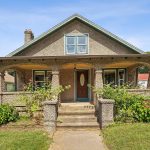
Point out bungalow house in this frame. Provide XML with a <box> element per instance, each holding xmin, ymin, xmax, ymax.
<box><xmin>0</xmin><ymin>14</ymin><xmax>150</xmax><ymax>105</ymax></box>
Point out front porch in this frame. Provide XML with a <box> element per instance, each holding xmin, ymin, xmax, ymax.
<box><xmin>1</xmin><ymin>55</ymin><xmax>150</xmax><ymax>105</ymax></box>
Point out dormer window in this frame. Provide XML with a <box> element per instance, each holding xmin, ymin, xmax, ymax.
<box><xmin>65</xmin><ymin>34</ymin><xmax>88</xmax><ymax>54</ymax></box>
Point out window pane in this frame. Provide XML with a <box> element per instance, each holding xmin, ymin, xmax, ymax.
<box><xmin>67</xmin><ymin>45</ymin><xmax>76</xmax><ymax>53</ymax></box>
<box><xmin>104</xmin><ymin>70</ymin><xmax>116</xmax><ymax>86</ymax></box>
<box><xmin>34</xmin><ymin>71</ymin><xmax>45</xmax><ymax>81</ymax></box>
<box><xmin>67</xmin><ymin>36</ymin><xmax>76</xmax><ymax>45</ymax></box>
<box><xmin>5</xmin><ymin>70</ymin><xmax>16</xmax><ymax>92</ymax></box>
<box><xmin>78</xmin><ymin>36</ymin><xmax>86</xmax><ymax>44</ymax></box>
<box><xmin>78</xmin><ymin>45</ymin><xmax>87</xmax><ymax>53</ymax></box>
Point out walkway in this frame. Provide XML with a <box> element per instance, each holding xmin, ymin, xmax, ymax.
<box><xmin>49</xmin><ymin>129</ymin><xmax>106</xmax><ymax>150</ymax></box>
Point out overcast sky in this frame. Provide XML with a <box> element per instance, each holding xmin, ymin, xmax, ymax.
<box><xmin>0</xmin><ymin>0</ymin><xmax>150</xmax><ymax>56</ymax></box>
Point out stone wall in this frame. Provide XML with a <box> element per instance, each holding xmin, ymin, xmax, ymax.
<box><xmin>0</xmin><ymin>91</ymin><xmax>32</xmax><ymax>105</ymax></box>
<box><xmin>127</xmin><ymin>89</ymin><xmax>150</xmax><ymax>96</ymax></box>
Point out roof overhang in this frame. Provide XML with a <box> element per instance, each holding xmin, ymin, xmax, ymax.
<box><xmin>0</xmin><ymin>54</ymin><xmax>150</xmax><ymax>61</ymax></box>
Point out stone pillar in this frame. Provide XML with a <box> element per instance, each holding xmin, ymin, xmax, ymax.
<box><xmin>51</xmin><ymin>67</ymin><xmax>60</xmax><ymax>101</ymax></box>
<box><xmin>42</xmin><ymin>100</ymin><xmax>58</xmax><ymax>134</ymax></box>
<box><xmin>94</xmin><ymin>68</ymin><xmax>103</xmax><ymax>112</ymax></box>
<box><xmin>95</xmin><ymin>68</ymin><xmax>103</xmax><ymax>89</ymax></box>
<box><xmin>98</xmin><ymin>99</ymin><xmax>115</xmax><ymax>129</ymax></box>
<box><xmin>0</xmin><ymin>72</ymin><xmax>5</xmax><ymax>93</ymax></box>
<box><xmin>0</xmin><ymin>72</ymin><xmax>5</xmax><ymax>104</ymax></box>
<box><xmin>16</xmin><ymin>71</ymin><xmax>24</xmax><ymax>91</ymax></box>
<box><xmin>51</xmin><ymin>70</ymin><xmax>60</xmax><ymax>88</ymax></box>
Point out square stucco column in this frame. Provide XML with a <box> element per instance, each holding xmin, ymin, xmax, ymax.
<box><xmin>0</xmin><ymin>72</ymin><xmax>5</xmax><ymax>93</ymax></box>
<box><xmin>0</xmin><ymin>72</ymin><xmax>5</xmax><ymax>104</ymax></box>
<box><xmin>94</xmin><ymin>68</ymin><xmax>103</xmax><ymax>112</ymax></box>
<box><xmin>51</xmin><ymin>67</ymin><xmax>60</xmax><ymax>102</ymax></box>
<box><xmin>42</xmin><ymin>100</ymin><xmax>58</xmax><ymax>134</ymax></box>
<box><xmin>95</xmin><ymin>69</ymin><xmax>103</xmax><ymax>89</ymax></box>
<box><xmin>98</xmin><ymin>99</ymin><xmax>115</xmax><ymax>129</ymax></box>
<box><xmin>51</xmin><ymin>69</ymin><xmax>60</xmax><ymax>88</ymax></box>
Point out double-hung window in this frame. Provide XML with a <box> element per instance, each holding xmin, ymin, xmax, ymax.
<box><xmin>65</xmin><ymin>34</ymin><xmax>88</xmax><ymax>54</ymax></box>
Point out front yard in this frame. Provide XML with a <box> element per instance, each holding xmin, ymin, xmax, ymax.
<box><xmin>102</xmin><ymin>123</ymin><xmax>150</xmax><ymax>150</ymax></box>
<box><xmin>0</xmin><ymin>119</ymin><xmax>52</xmax><ymax>150</ymax></box>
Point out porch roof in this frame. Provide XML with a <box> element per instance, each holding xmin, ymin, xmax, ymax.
<box><xmin>0</xmin><ymin>54</ymin><xmax>150</xmax><ymax>61</ymax></box>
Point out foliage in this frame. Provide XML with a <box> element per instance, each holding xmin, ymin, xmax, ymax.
<box><xmin>19</xmin><ymin>83</ymin><xmax>70</xmax><ymax>117</ymax></box>
<box><xmin>94</xmin><ymin>85</ymin><xmax>150</xmax><ymax>122</ymax></box>
<box><xmin>0</xmin><ymin>104</ymin><xmax>19</xmax><ymax>125</ymax></box>
<box><xmin>102</xmin><ymin>123</ymin><xmax>150</xmax><ymax>150</ymax></box>
<box><xmin>138</xmin><ymin>66</ymin><xmax>149</xmax><ymax>73</ymax></box>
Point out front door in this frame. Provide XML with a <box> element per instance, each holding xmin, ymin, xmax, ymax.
<box><xmin>76</xmin><ymin>70</ymin><xmax>89</xmax><ymax>102</ymax></box>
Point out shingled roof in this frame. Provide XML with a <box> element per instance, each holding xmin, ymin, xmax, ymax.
<box><xmin>7</xmin><ymin>14</ymin><xmax>144</xmax><ymax>56</ymax></box>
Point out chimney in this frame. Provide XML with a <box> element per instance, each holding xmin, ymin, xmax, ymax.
<box><xmin>24</xmin><ymin>29</ymin><xmax>34</xmax><ymax>44</ymax></box>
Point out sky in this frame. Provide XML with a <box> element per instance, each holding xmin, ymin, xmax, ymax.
<box><xmin>0</xmin><ymin>0</ymin><xmax>150</xmax><ymax>56</ymax></box>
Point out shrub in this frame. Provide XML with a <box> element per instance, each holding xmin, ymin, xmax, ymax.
<box><xmin>19</xmin><ymin>83</ymin><xmax>70</xmax><ymax>118</ymax></box>
<box><xmin>0</xmin><ymin>104</ymin><xmax>19</xmax><ymax>125</ymax></box>
<box><xmin>94</xmin><ymin>85</ymin><xmax>150</xmax><ymax>122</ymax></box>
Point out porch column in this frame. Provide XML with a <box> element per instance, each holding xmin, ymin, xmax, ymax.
<box><xmin>95</xmin><ymin>68</ymin><xmax>103</xmax><ymax>89</ymax></box>
<box><xmin>0</xmin><ymin>72</ymin><xmax>5</xmax><ymax>104</ymax></box>
<box><xmin>94</xmin><ymin>68</ymin><xmax>103</xmax><ymax>111</ymax></box>
<box><xmin>51</xmin><ymin>68</ymin><xmax>60</xmax><ymax>88</ymax></box>
<box><xmin>0</xmin><ymin>72</ymin><xmax>5</xmax><ymax>93</ymax></box>
<box><xmin>51</xmin><ymin>66</ymin><xmax>60</xmax><ymax>101</ymax></box>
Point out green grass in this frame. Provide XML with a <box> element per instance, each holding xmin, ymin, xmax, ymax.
<box><xmin>0</xmin><ymin>130</ymin><xmax>52</xmax><ymax>150</ymax></box>
<box><xmin>102</xmin><ymin>123</ymin><xmax>150</xmax><ymax>150</ymax></box>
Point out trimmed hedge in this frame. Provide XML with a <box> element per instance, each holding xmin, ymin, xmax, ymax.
<box><xmin>0</xmin><ymin>104</ymin><xmax>19</xmax><ymax>125</ymax></box>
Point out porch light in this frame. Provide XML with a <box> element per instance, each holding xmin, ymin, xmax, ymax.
<box><xmin>74</xmin><ymin>64</ymin><xmax>77</xmax><ymax>70</ymax></box>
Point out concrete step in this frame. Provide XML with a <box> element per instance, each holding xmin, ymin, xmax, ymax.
<box><xmin>58</xmin><ymin>115</ymin><xmax>97</xmax><ymax>123</ymax></box>
<box><xmin>57</xmin><ymin>122</ymin><xmax>99</xmax><ymax>128</ymax></box>
<box><xmin>59</xmin><ymin>103</ymin><xmax>95</xmax><ymax>111</ymax></box>
<box><xmin>58</xmin><ymin>110</ymin><xmax>95</xmax><ymax>115</ymax></box>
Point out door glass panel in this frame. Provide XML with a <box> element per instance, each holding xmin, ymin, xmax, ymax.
<box><xmin>80</xmin><ymin>73</ymin><xmax>85</xmax><ymax>86</ymax></box>
<box><xmin>104</xmin><ymin>70</ymin><xmax>116</xmax><ymax>86</ymax></box>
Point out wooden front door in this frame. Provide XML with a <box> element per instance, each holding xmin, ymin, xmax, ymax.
<box><xmin>76</xmin><ymin>70</ymin><xmax>89</xmax><ymax>102</ymax></box>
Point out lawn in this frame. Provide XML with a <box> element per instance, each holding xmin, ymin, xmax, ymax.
<box><xmin>0</xmin><ymin>129</ymin><xmax>52</xmax><ymax>150</ymax></box>
<box><xmin>102</xmin><ymin>123</ymin><xmax>150</xmax><ymax>150</ymax></box>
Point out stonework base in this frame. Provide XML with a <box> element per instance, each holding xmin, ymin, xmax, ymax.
<box><xmin>98</xmin><ymin>98</ymin><xmax>115</xmax><ymax>129</ymax></box>
<box><xmin>42</xmin><ymin>100</ymin><xmax>58</xmax><ymax>134</ymax></box>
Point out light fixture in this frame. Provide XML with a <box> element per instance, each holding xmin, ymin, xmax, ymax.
<box><xmin>74</xmin><ymin>64</ymin><xmax>76</xmax><ymax>70</ymax></box>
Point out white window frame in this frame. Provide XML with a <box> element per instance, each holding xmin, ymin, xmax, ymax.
<box><xmin>118</xmin><ymin>69</ymin><xmax>125</xmax><ymax>86</ymax></box>
<box><xmin>103</xmin><ymin>69</ymin><xmax>117</xmax><ymax>85</ymax></box>
<box><xmin>65</xmin><ymin>33</ymin><xmax>89</xmax><ymax>55</ymax></box>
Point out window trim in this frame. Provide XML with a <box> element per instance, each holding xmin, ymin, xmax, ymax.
<box><xmin>64</xmin><ymin>33</ymin><xmax>89</xmax><ymax>55</ymax></box>
<box><xmin>102</xmin><ymin>68</ymin><xmax>126</xmax><ymax>86</ymax></box>
<box><xmin>32</xmin><ymin>70</ymin><xmax>52</xmax><ymax>89</ymax></box>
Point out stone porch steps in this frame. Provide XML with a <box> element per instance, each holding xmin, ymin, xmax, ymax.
<box><xmin>57</xmin><ymin>122</ymin><xmax>99</xmax><ymax>128</ymax></box>
<box><xmin>57</xmin><ymin>103</ymin><xmax>99</xmax><ymax>129</ymax></box>
<box><xmin>58</xmin><ymin>115</ymin><xmax>97</xmax><ymax>122</ymax></box>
